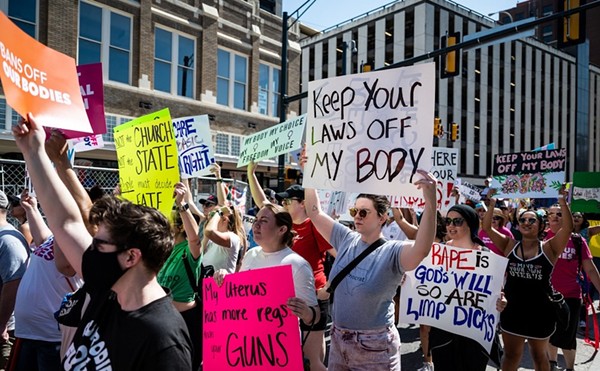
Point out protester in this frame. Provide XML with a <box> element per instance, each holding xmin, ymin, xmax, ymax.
<box><xmin>546</xmin><ymin>205</ymin><xmax>600</xmax><ymax>371</ymax></box>
<box><xmin>202</xmin><ymin>202</ymin><xmax>246</xmax><ymax>273</ymax></box>
<box><xmin>0</xmin><ymin>191</ymin><xmax>29</xmax><ymax>371</ymax></box>
<box><xmin>478</xmin><ymin>207</ymin><xmax>514</xmax><ymax>256</ymax></box>
<box><xmin>303</xmin><ymin>169</ymin><xmax>438</xmax><ymax>370</ymax></box>
<box><xmin>482</xmin><ymin>194</ymin><xmax>572</xmax><ymax>371</ymax></box>
<box><xmin>13</xmin><ymin>113</ymin><xmax>192</xmax><ymax>370</ymax></box>
<box><xmin>574</xmin><ymin>212</ymin><xmax>600</xmax><ymax>304</ymax></box>
<box><xmin>13</xmin><ymin>190</ymin><xmax>83</xmax><ymax>371</ymax></box>
<box><xmin>247</xmin><ymin>161</ymin><xmax>333</xmax><ymax>371</ymax></box>
<box><xmin>7</xmin><ymin>195</ymin><xmax>32</xmax><ymax>246</ymax></box>
<box><xmin>157</xmin><ymin>181</ymin><xmax>202</xmax><ymax>371</ymax></box>
<box><xmin>213</xmin><ymin>203</ymin><xmax>320</xmax><ymax>358</ymax></box>
<box><xmin>429</xmin><ymin>204</ymin><xmax>506</xmax><ymax>370</ymax></box>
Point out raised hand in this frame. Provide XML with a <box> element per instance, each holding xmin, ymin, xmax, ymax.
<box><xmin>12</xmin><ymin>113</ymin><xmax>46</xmax><ymax>156</ymax></box>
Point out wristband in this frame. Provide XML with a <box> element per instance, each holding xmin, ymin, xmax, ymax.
<box><xmin>178</xmin><ymin>203</ymin><xmax>189</xmax><ymax>212</ymax></box>
<box><xmin>215</xmin><ymin>178</ymin><xmax>223</xmax><ymax>182</ymax></box>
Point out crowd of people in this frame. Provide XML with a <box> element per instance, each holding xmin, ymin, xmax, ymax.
<box><xmin>0</xmin><ymin>112</ymin><xmax>598</xmax><ymax>371</ymax></box>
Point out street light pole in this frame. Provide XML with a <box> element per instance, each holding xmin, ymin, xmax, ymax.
<box><xmin>277</xmin><ymin>11</ymin><xmax>289</xmax><ymax>192</ymax></box>
<box><xmin>488</xmin><ymin>10</ymin><xmax>514</xmax><ymax>24</ymax></box>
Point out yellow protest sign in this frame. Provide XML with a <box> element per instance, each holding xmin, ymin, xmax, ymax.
<box><xmin>114</xmin><ymin>108</ymin><xmax>179</xmax><ymax>217</ymax></box>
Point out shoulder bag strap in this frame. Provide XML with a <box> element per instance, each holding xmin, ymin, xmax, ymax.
<box><xmin>572</xmin><ymin>233</ymin><xmax>583</xmax><ymax>274</ymax></box>
<box><xmin>181</xmin><ymin>252</ymin><xmax>200</xmax><ymax>295</ymax></box>
<box><xmin>326</xmin><ymin>238</ymin><xmax>386</xmax><ymax>299</ymax></box>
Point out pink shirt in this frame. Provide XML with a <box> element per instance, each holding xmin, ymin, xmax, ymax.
<box><xmin>546</xmin><ymin>229</ymin><xmax>592</xmax><ymax>299</ymax></box>
<box><xmin>479</xmin><ymin>226</ymin><xmax>514</xmax><ymax>256</ymax></box>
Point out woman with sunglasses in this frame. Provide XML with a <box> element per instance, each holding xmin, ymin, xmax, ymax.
<box><xmin>482</xmin><ymin>195</ymin><xmax>573</xmax><ymax>371</ymax></box>
<box><xmin>202</xmin><ymin>202</ymin><xmax>247</xmax><ymax>274</ymax></box>
<box><xmin>427</xmin><ymin>204</ymin><xmax>506</xmax><ymax>371</ymax></box>
<box><xmin>303</xmin><ymin>169</ymin><xmax>438</xmax><ymax>370</ymax></box>
<box><xmin>545</xmin><ymin>205</ymin><xmax>600</xmax><ymax>371</ymax></box>
<box><xmin>478</xmin><ymin>207</ymin><xmax>514</xmax><ymax>256</ymax></box>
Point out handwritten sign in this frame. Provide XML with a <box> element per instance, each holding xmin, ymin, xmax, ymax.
<box><xmin>304</xmin><ymin>63</ymin><xmax>435</xmax><ymax>197</ymax></box>
<box><xmin>0</xmin><ymin>12</ymin><xmax>92</xmax><ymax>133</ymax></box>
<box><xmin>571</xmin><ymin>172</ymin><xmax>600</xmax><ymax>212</ymax></box>
<box><xmin>399</xmin><ymin>243</ymin><xmax>508</xmax><ymax>352</ymax></box>
<box><xmin>492</xmin><ymin>149</ymin><xmax>566</xmax><ymax>198</ymax></box>
<box><xmin>203</xmin><ymin>265</ymin><xmax>303</xmax><ymax>371</ymax></box>
<box><xmin>114</xmin><ymin>108</ymin><xmax>179</xmax><ymax>217</ymax></box>
<box><xmin>172</xmin><ymin>115</ymin><xmax>215</xmax><ymax>178</ymax></box>
<box><xmin>457</xmin><ymin>181</ymin><xmax>482</xmax><ymax>203</ymax></box>
<box><xmin>237</xmin><ymin>115</ymin><xmax>306</xmax><ymax>167</ymax></box>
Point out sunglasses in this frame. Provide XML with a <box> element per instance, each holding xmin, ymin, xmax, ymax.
<box><xmin>548</xmin><ymin>212</ymin><xmax>562</xmax><ymax>217</ymax></box>
<box><xmin>283</xmin><ymin>198</ymin><xmax>302</xmax><ymax>205</ymax></box>
<box><xmin>518</xmin><ymin>217</ymin><xmax>537</xmax><ymax>225</ymax></box>
<box><xmin>492</xmin><ymin>216</ymin><xmax>503</xmax><ymax>221</ymax></box>
<box><xmin>349</xmin><ymin>208</ymin><xmax>372</xmax><ymax>218</ymax></box>
<box><xmin>444</xmin><ymin>217</ymin><xmax>465</xmax><ymax>227</ymax></box>
<box><xmin>573</xmin><ymin>214</ymin><xmax>583</xmax><ymax>219</ymax></box>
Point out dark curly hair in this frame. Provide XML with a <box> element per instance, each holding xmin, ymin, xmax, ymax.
<box><xmin>89</xmin><ymin>196</ymin><xmax>174</xmax><ymax>273</ymax></box>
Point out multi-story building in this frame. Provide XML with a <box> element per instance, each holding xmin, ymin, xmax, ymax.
<box><xmin>0</xmin><ymin>0</ymin><xmax>300</xmax><ymax>187</ymax></box>
<box><xmin>298</xmin><ymin>0</ymin><xmax>600</xmax><ymax>184</ymax></box>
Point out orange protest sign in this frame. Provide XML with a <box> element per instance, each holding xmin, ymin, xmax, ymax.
<box><xmin>0</xmin><ymin>12</ymin><xmax>92</xmax><ymax>134</ymax></box>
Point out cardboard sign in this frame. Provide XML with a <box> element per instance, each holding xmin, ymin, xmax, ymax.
<box><xmin>114</xmin><ymin>108</ymin><xmax>179</xmax><ymax>217</ymax></box>
<box><xmin>173</xmin><ymin>115</ymin><xmax>215</xmax><ymax>178</ymax></box>
<box><xmin>68</xmin><ymin>134</ymin><xmax>104</xmax><ymax>153</ymax></box>
<box><xmin>492</xmin><ymin>149</ymin><xmax>566</xmax><ymax>198</ymax></box>
<box><xmin>571</xmin><ymin>172</ymin><xmax>600</xmax><ymax>212</ymax></box>
<box><xmin>399</xmin><ymin>243</ymin><xmax>508</xmax><ymax>352</ymax></box>
<box><xmin>458</xmin><ymin>181</ymin><xmax>482</xmax><ymax>202</ymax></box>
<box><xmin>203</xmin><ymin>265</ymin><xmax>303</xmax><ymax>371</ymax></box>
<box><xmin>0</xmin><ymin>12</ymin><xmax>92</xmax><ymax>133</ymax></box>
<box><xmin>304</xmin><ymin>63</ymin><xmax>435</xmax><ymax>197</ymax></box>
<box><xmin>237</xmin><ymin>115</ymin><xmax>306</xmax><ymax>167</ymax></box>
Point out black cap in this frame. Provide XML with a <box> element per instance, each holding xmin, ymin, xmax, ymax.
<box><xmin>7</xmin><ymin>195</ymin><xmax>21</xmax><ymax>207</ymax></box>
<box><xmin>276</xmin><ymin>184</ymin><xmax>304</xmax><ymax>201</ymax></box>
<box><xmin>264</xmin><ymin>188</ymin><xmax>277</xmax><ymax>201</ymax></box>
<box><xmin>199</xmin><ymin>194</ymin><xmax>218</xmax><ymax>206</ymax></box>
<box><xmin>448</xmin><ymin>204</ymin><xmax>486</xmax><ymax>246</ymax></box>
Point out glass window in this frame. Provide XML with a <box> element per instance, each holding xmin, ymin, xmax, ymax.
<box><xmin>78</xmin><ymin>2</ymin><xmax>132</xmax><ymax>84</ymax></box>
<box><xmin>258</xmin><ymin>63</ymin><xmax>281</xmax><ymax>116</ymax></box>
<box><xmin>215</xmin><ymin>133</ymin><xmax>229</xmax><ymax>155</ymax></box>
<box><xmin>154</xmin><ymin>28</ymin><xmax>172</xmax><ymax>93</ymax></box>
<box><xmin>7</xmin><ymin>0</ymin><xmax>37</xmax><ymax>37</ymax></box>
<box><xmin>153</xmin><ymin>27</ymin><xmax>195</xmax><ymax>98</ymax></box>
<box><xmin>231</xmin><ymin>136</ymin><xmax>241</xmax><ymax>156</ymax></box>
<box><xmin>217</xmin><ymin>49</ymin><xmax>247</xmax><ymax>110</ymax></box>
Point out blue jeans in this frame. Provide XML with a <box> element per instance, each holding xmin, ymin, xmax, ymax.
<box><xmin>328</xmin><ymin>325</ymin><xmax>401</xmax><ymax>371</ymax></box>
<box><xmin>15</xmin><ymin>338</ymin><xmax>61</xmax><ymax>371</ymax></box>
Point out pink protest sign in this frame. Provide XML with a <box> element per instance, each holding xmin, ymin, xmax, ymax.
<box><xmin>53</xmin><ymin>63</ymin><xmax>106</xmax><ymax>139</ymax></box>
<box><xmin>203</xmin><ymin>265</ymin><xmax>303</xmax><ymax>371</ymax></box>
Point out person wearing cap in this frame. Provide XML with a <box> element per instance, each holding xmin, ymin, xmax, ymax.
<box><xmin>247</xmin><ymin>162</ymin><xmax>333</xmax><ymax>371</ymax></box>
<box><xmin>482</xmin><ymin>193</ymin><xmax>572</xmax><ymax>371</ymax></box>
<box><xmin>428</xmin><ymin>204</ymin><xmax>506</xmax><ymax>370</ymax></box>
<box><xmin>0</xmin><ymin>190</ymin><xmax>29</xmax><ymax>370</ymax></box>
<box><xmin>478</xmin><ymin>207</ymin><xmax>514</xmax><ymax>256</ymax></box>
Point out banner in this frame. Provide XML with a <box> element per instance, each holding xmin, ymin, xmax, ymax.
<box><xmin>203</xmin><ymin>265</ymin><xmax>303</xmax><ymax>371</ymax></box>
<box><xmin>492</xmin><ymin>149</ymin><xmax>566</xmax><ymax>198</ymax></box>
<box><xmin>571</xmin><ymin>172</ymin><xmax>600</xmax><ymax>212</ymax></box>
<box><xmin>399</xmin><ymin>243</ymin><xmax>508</xmax><ymax>352</ymax></box>
<box><xmin>304</xmin><ymin>63</ymin><xmax>435</xmax><ymax>197</ymax></box>
<box><xmin>0</xmin><ymin>12</ymin><xmax>92</xmax><ymax>133</ymax></box>
<box><xmin>173</xmin><ymin>115</ymin><xmax>215</xmax><ymax>178</ymax></box>
<box><xmin>237</xmin><ymin>115</ymin><xmax>306</xmax><ymax>167</ymax></box>
<box><xmin>114</xmin><ymin>108</ymin><xmax>179</xmax><ymax>217</ymax></box>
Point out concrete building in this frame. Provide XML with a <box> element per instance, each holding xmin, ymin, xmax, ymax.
<box><xmin>298</xmin><ymin>0</ymin><xmax>600</xmax><ymax>184</ymax></box>
<box><xmin>0</xmin><ymin>0</ymin><xmax>299</xmax><ymax>186</ymax></box>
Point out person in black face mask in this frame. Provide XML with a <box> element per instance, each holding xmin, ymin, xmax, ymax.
<box><xmin>12</xmin><ymin>113</ymin><xmax>192</xmax><ymax>371</ymax></box>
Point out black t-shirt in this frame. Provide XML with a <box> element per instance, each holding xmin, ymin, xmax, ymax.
<box><xmin>62</xmin><ymin>290</ymin><xmax>192</xmax><ymax>371</ymax></box>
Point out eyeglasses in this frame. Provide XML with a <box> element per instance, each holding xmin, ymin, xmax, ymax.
<box><xmin>548</xmin><ymin>212</ymin><xmax>562</xmax><ymax>217</ymax></box>
<box><xmin>492</xmin><ymin>216</ymin><xmax>503</xmax><ymax>221</ymax></box>
<box><xmin>349</xmin><ymin>208</ymin><xmax>372</xmax><ymax>218</ymax></box>
<box><xmin>518</xmin><ymin>217</ymin><xmax>537</xmax><ymax>225</ymax></box>
<box><xmin>283</xmin><ymin>198</ymin><xmax>301</xmax><ymax>205</ymax></box>
<box><xmin>444</xmin><ymin>217</ymin><xmax>465</xmax><ymax>227</ymax></box>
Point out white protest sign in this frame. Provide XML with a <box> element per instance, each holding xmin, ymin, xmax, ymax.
<box><xmin>304</xmin><ymin>63</ymin><xmax>435</xmax><ymax>197</ymax></box>
<box><xmin>237</xmin><ymin>115</ymin><xmax>307</xmax><ymax>167</ymax></box>
<box><xmin>68</xmin><ymin>134</ymin><xmax>104</xmax><ymax>153</ymax></box>
<box><xmin>400</xmin><ymin>243</ymin><xmax>508</xmax><ymax>352</ymax></box>
<box><xmin>172</xmin><ymin>115</ymin><xmax>215</xmax><ymax>179</ymax></box>
<box><xmin>459</xmin><ymin>182</ymin><xmax>482</xmax><ymax>202</ymax></box>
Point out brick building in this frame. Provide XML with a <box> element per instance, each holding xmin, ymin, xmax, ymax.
<box><xmin>0</xmin><ymin>0</ymin><xmax>300</xmax><ymax>186</ymax></box>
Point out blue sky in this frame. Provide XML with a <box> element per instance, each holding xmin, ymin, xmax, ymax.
<box><xmin>283</xmin><ymin>0</ymin><xmax>519</xmax><ymax>30</ymax></box>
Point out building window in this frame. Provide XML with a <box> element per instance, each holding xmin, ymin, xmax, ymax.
<box><xmin>258</xmin><ymin>63</ymin><xmax>280</xmax><ymax>116</ymax></box>
<box><xmin>0</xmin><ymin>96</ymin><xmax>21</xmax><ymax>130</ymax></box>
<box><xmin>217</xmin><ymin>49</ymin><xmax>247</xmax><ymax>110</ymax></box>
<box><xmin>3</xmin><ymin>0</ymin><xmax>37</xmax><ymax>37</ymax></box>
<box><xmin>215</xmin><ymin>133</ymin><xmax>230</xmax><ymax>155</ymax></box>
<box><xmin>154</xmin><ymin>27</ymin><xmax>195</xmax><ymax>98</ymax></box>
<box><xmin>214</xmin><ymin>132</ymin><xmax>244</xmax><ymax>156</ymax></box>
<box><xmin>104</xmin><ymin>114</ymin><xmax>133</xmax><ymax>143</ymax></box>
<box><xmin>542</xmin><ymin>25</ymin><xmax>553</xmax><ymax>43</ymax></box>
<box><xmin>542</xmin><ymin>5</ymin><xmax>553</xmax><ymax>16</ymax></box>
<box><xmin>231</xmin><ymin>136</ymin><xmax>241</xmax><ymax>156</ymax></box>
<box><xmin>78</xmin><ymin>1</ymin><xmax>132</xmax><ymax>84</ymax></box>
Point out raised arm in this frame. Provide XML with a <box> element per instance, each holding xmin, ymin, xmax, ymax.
<box><xmin>392</xmin><ymin>207</ymin><xmax>418</xmax><ymax>240</ymax></box>
<box><xmin>211</xmin><ymin>163</ymin><xmax>227</xmax><ymax>206</ymax></box>
<box><xmin>19</xmin><ymin>190</ymin><xmax>51</xmax><ymax>246</ymax></box>
<box><xmin>204</xmin><ymin>207</ymin><xmax>234</xmax><ymax>247</ymax></box>
<box><xmin>482</xmin><ymin>197</ymin><xmax>513</xmax><ymax>256</ymax></box>
<box><xmin>181</xmin><ymin>178</ymin><xmax>205</xmax><ymax>221</ymax></box>
<box><xmin>247</xmin><ymin>161</ymin><xmax>268</xmax><ymax>207</ymax></box>
<box><xmin>174</xmin><ymin>182</ymin><xmax>201</xmax><ymax>259</ymax></box>
<box><xmin>545</xmin><ymin>196</ymin><xmax>573</xmax><ymax>260</ymax></box>
<box><xmin>304</xmin><ymin>187</ymin><xmax>336</xmax><ymax>244</ymax></box>
<box><xmin>400</xmin><ymin>170</ymin><xmax>438</xmax><ymax>271</ymax></box>
<box><xmin>13</xmin><ymin>114</ymin><xmax>92</xmax><ymax>277</ymax></box>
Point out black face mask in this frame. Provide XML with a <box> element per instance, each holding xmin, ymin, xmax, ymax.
<box><xmin>82</xmin><ymin>246</ymin><xmax>127</xmax><ymax>292</ymax></box>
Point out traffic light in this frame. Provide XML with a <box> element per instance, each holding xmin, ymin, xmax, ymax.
<box><xmin>441</xmin><ymin>32</ymin><xmax>460</xmax><ymax>78</ymax></box>
<box><xmin>450</xmin><ymin>123</ymin><xmax>459</xmax><ymax>141</ymax></box>
<box><xmin>285</xmin><ymin>168</ymin><xmax>299</xmax><ymax>180</ymax></box>
<box><xmin>434</xmin><ymin>117</ymin><xmax>443</xmax><ymax>137</ymax></box>
<box><xmin>558</xmin><ymin>0</ymin><xmax>586</xmax><ymax>48</ymax></box>
<box><xmin>361</xmin><ymin>61</ymin><xmax>373</xmax><ymax>72</ymax></box>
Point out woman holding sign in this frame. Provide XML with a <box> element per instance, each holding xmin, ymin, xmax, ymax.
<box><xmin>428</xmin><ymin>204</ymin><xmax>506</xmax><ymax>371</ymax></box>
<box><xmin>482</xmin><ymin>194</ymin><xmax>572</xmax><ymax>371</ymax></box>
<box><xmin>303</xmin><ymin>169</ymin><xmax>438</xmax><ymax>371</ymax></box>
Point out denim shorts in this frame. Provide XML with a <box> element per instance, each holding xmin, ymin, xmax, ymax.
<box><xmin>328</xmin><ymin>324</ymin><xmax>401</xmax><ymax>371</ymax></box>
